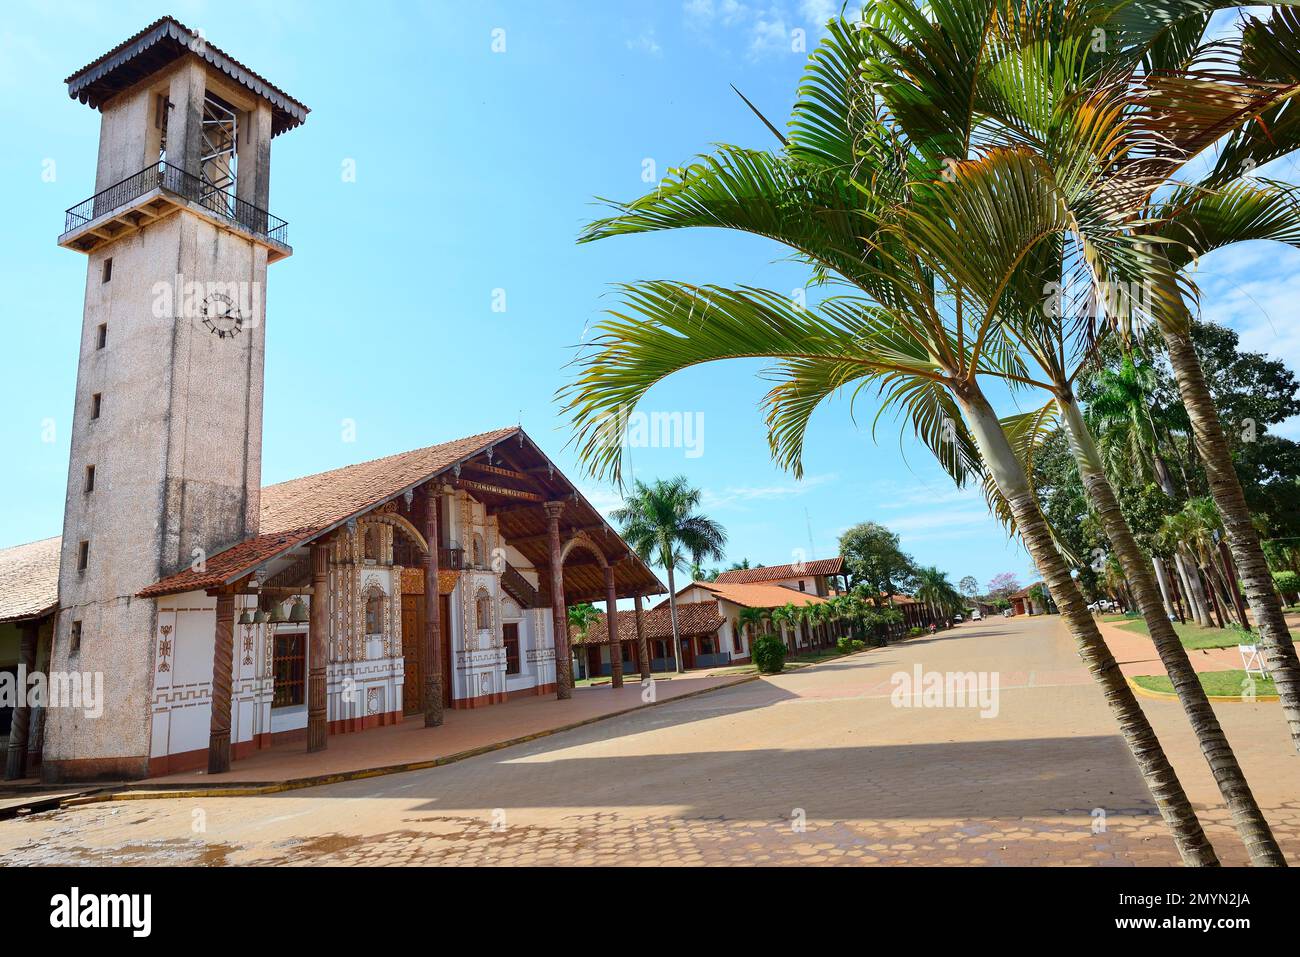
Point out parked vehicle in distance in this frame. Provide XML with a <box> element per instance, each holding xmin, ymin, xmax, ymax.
<box><xmin>953</xmin><ymin>614</ymin><xmax>963</xmax><ymax>623</ymax></box>
<box><xmin>971</xmin><ymin>609</ymin><xmax>983</xmax><ymax>621</ymax></box>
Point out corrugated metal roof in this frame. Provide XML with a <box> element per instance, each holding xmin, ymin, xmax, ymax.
<box><xmin>64</xmin><ymin>16</ymin><xmax>309</xmax><ymax>136</ymax></box>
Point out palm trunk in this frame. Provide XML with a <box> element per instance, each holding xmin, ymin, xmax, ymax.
<box><xmin>1177</xmin><ymin>550</ymin><xmax>1212</xmax><ymax>627</ymax></box>
<box><xmin>1060</xmin><ymin>396</ymin><xmax>1284</xmax><ymax>865</ymax></box>
<box><xmin>1151</xmin><ymin>557</ymin><xmax>1175</xmax><ymax>618</ymax></box>
<box><xmin>1170</xmin><ymin>561</ymin><xmax>1190</xmax><ymax>629</ymax></box>
<box><xmin>664</xmin><ymin>562</ymin><xmax>684</xmax><ymax>673</ymax></box>
<box><xmin>959</xmin><ymin>384</ymin><xmax>1217</xmax><ymax>865</ymax></box>
<box><xmin>1164</xmin><ymin>328</ymin><xmax>1300</xmax><ymax>751</ymax></box>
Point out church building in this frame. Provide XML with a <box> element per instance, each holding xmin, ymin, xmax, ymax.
<box><xmin>4</xmin><ymin>17</ymin><xmax>661</xmax><ymax>783</ymax></box>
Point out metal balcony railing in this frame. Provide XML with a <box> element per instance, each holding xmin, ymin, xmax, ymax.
<box><xmin>62</xmin><ymin>160</ymin><xmax>289</xmax><ymax>246</ymax></box>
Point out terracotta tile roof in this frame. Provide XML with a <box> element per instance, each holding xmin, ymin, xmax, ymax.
<box><xmin>259</xmin><ymin>427</ymin><xmax>519</xmax><ymax>536</ymax></box>
<box><xmin>713</xmin><ymin>556</ymin><xmax>844</xmax><ymax>584</ymax></box>
<box><xmin>140</xmin><ymin>427</ymin><xmax>519</xmax><ymax>597</ymax></box>
<box><xmin>0</xmin><ymin>537</ymin><xmax>61</xmax><ymax>623</ymax></box>
<box><xmin>681</xmin><ymin>580</ymin><xmax>829</xmax><ymax>610</ymax></box>
<box><xmin>572</xmin><ymin>601</ymin><xmax>724</xmax><ymax>645</ymax></box>
<box><xmin>136</xmin><ymin>527</ymin><xmax>320</xmax><ymax>599</ymax></box>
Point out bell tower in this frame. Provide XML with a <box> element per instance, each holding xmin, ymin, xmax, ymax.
<box><xmin>45</xmin><ymin>18</ymin><xmax>308</xmax><ymax>781</ymax></box>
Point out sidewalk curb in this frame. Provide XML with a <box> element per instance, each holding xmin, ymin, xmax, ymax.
<box><xmin>1125</xmin><ymin>675</ymin><xmax>1280</xmax><ymax>704</ymax></box>
<box><xmin>60</xmin><ymin>672</ymin><xmax>766</xmax><ymax>807</ymax></box>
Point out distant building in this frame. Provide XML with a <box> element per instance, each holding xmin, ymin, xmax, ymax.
<box><xmin>1008</xmin><ymin>583</ymin><xmax>1048</xmax><ymax>616</ymax></box>
<box><xmin>713</xmin><ymin>557</ymin><xmax>844</xmax><ymax>596</ymax></box>
<box><xmin>570</xmin><ymin>601</ymin><xmax>727</xmax><ymax>676</ymax></box>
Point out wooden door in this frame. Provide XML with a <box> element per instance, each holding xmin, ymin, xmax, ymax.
<box><xmin>680</xmin><ymin>636</ymin><xmax>695</xmax><ymax>670</ymax></box>
<box><xmin>401</xmin><ymin>594</ymin><xmax>423</xmax><ymax>715</ymax></box>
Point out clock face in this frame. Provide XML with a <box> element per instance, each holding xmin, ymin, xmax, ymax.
<box><xmin>201</xmin><ymin>292</ymin><xmax>244</xmax><ymax>339</ymax></box>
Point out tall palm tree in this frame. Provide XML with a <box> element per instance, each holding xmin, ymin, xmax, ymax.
<box><xmin>610</xmin><ymin>476</ymin><xmax>727</xmax><ymax>673</ymax></box>
<box><xmin>1063</xmin><ymin>2</ymin><xmax>1300</xmax><ymax>749</ymax></box>
<box><xmin>1083</xmin><ymin>356</ymin><xmax>1215</xmax><ymax>626</ymax></box>
<box><xmin>859</xmin><ymin>0</ymin><xmax>1287</xmax><ymax>862</ymax></box>
<box><xmin>562</xmin><ymin>11</ymin><xmax>1220</xmax><ymax>865</ymax></box>
<box><xmin>914</xmin><ymin>566</ymin><xmax>962</xmax><ymax>624</ymax></box>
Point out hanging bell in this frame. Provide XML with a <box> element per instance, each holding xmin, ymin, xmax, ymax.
<box><xmin>252</xmin><ymin>609</ymin><xmax>269</xmax><ymax>625</ymax></box>
<box><xmin>289</xmin><ymin>597</ymin><xmax>309</xmax><ymax>623</ymax></box>
<box><xmin>267</xmin><ymin>601</ymin><xmax>289</xmax><ymax>625</ymax></box>
<box><xmin>237</xmin><ymin>609</ymin><xmax>253</xmax><ymax>626</ymax></box>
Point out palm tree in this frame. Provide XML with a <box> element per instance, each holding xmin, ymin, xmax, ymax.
<box><xmin>567</xmin><ymin>603</ymin><xmax>600</xmax><ymax>680</ymax></box>
<box><xmin>914</xmin><ymin>566</ymin><xmax>962</xmax><ymax>625</ymax></box>
<box><xmin>562</xmin><ymin>10</ymin><xmax>1219</xmax><ymax>865</ymax></box>
<box><xmin>770</xmin><ymin>603</ymin><xmax>799</xmax><ymax>653</ymax></box>
<box><xmin>611</xmin><ymin>476</ymin><xmax>727</xmax><ymax>673</ymax></box>
<box><xmin>736</xmin><ymin>606</ymin><xmax>768</xmax><ymax>656</ymax></box>
<box><xmin>1083</xmin><ymin>357</ymin><xmax>1215</xmax><ymax>627</ymax></box>
<box><xmin>1067</xmin><ymin>3</ymin><xmax>1300</xmax><ymax>750</ymax></box>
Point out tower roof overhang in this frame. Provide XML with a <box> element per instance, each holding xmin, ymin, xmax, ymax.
<box><xmin>64</xmin><ymin>16</ymin><xmax>310</xmax><ymax>137</ymax></box>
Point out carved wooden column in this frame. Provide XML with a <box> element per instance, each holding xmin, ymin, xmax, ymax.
<box><xmin>545</xmin><ymin>501</ymin><xmax>572</xmax><ymax>700</ymax></box>
<box><xmin>207</xmin><ymin>592</ymin><xmax>235</xmax><ymax>773</ymax></box>
<box><xmin>423</xmin><ymin>484</ymin><xmax>444</xmax><ymax>726</ymax></box>
<box><xmin>633</xmin><ymin>593</ymin><xmax>651</xmax><ymax>681</ymax></box>
<box><xmin>605</xmin><ymin>564</ymin><xmax>624</xmax><ymax>689</ymax></box>
<box><xmin>4</xmin><ymin>621</ymin><xmax>39</xmax><ymax>779</ymax></box>
<box><xmin>307</xmin><ymin>540</ymin><xmax>329</xmax><ymax>751</ymax></box>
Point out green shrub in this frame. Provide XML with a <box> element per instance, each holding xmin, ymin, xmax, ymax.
<box><xmin>907</xmin><ymin>626</ymin><xmax>926</xmax><ymax>638</ymax></box>
<box><xmin>850</xmin><ymin>639</ymin><xmax>866</xmax><ymax>652</ymax></box>
<box><xmin>1275</xmin><ymin>570</ymin><xmax>1299</xmax><ymax>601</ymax></box>
<box><xmin>836</xmin><ymin>636</ymin><xmax>854</xmax><ymax>654</ymax></box>
<box><xmin>751</xmin><ymin>634</ymin><xmax>787</xmax><ymax>674</ymax></box>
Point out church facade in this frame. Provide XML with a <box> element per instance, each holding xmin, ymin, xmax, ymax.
<box><xmin>21</xmin><ymin>17</ymin><xmax>661</xmax><ymax>784</ymax></box>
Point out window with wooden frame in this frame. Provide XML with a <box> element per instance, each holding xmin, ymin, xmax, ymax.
<box><xmin>272</xmin><ymin>633</ymin><xmax>306</xmax><ymax>708</ymax></box>
<box><xmin>475</xmin><ymin>589</ymin><xmax>491</xmax><ymax>630</ymax></box>
<box><xmin>503</xmin><ymin>622</ymin><xmax>520</xmax><ymax>676</ymax></box>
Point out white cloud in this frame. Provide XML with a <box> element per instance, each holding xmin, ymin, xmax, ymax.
<box><xmin>576</xmin><ymin>485</ymin><xmax>626</xmax><ymax>517</ymax></box>
<box><xmin>1194</xmin><ymin>241</ymin><xmax>1300</xmax><ymax>440</ymax></box>
<box><xmin>683</xmin><ymin>0</ymin><xmax>840</xmax><ymax>59</ymax></box>
<box><xmin>701</xmin><ymin>472</ymin><xmax>838</xmax><ymax>509</ymax></box>
<box><xmin>626</xmin><ymin>28</ymin><xmax>663</xmax><ymax>56</ymax></box>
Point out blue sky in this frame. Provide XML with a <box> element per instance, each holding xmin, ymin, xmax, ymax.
<box><xmin>2</xmin><ymin>0</ymin><xmax>1296</xmax><ymax>596</ymax></box>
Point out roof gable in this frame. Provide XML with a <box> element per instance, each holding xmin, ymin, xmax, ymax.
<box><xmin>713</xmin><ymin>556</ymin><xmax>843</xmax><ymax>584</ymax></box>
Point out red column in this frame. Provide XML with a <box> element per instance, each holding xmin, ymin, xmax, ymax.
<box><xmin>605</xmin><ymin>564</ymin><xmax>624</xmax><ymax>689</ymax></box>
<box><xmin>4</xmin><ymin>621</ymin><xmax>39</xmax><ymax>779</ymax></box>
<box><xmin>207</xmin><ymin>591</ymin><xmax>235</xmax><ymax>772</ymax></box>
<box><xmin>633</xmin><ymin>593</ymin><xmax>650</xmax><ymax>681</ymax></box>
<box><xmin>307</xmin><ymin>541</ymin><xmax>330</xmax><ymax>751</ymax></box>
<box><xmin>423</xmin><ymin>484</ymin><xmax>444</xmax><ymax>726</ymax></box>
<box><xmin>545</xmin><ymin>501</ymin><xmax>572</xmax><ymax>700</ymax></box>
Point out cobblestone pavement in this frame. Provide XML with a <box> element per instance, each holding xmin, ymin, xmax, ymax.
<box><xmin>3</xmin><ymin>615</ymin><xmax>1298</xmax><ymax>866</ymax></box>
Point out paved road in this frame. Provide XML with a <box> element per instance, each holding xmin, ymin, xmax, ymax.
<box><xmin>2</xmin><ymin>615</ymin><xmax>1297</xmax><ymax>865</ymax></box>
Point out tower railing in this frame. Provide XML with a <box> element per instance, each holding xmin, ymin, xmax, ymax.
<box><xmin>62</xmin><ymin>160</ymin><xmax>289</xmax><ymax>246</ymax></box>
